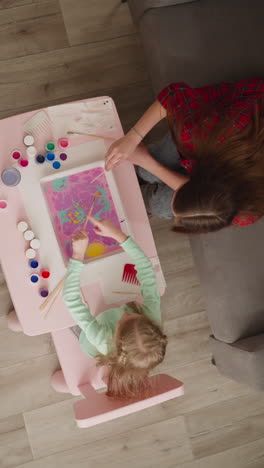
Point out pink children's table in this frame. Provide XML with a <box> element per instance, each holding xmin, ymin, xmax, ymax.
<box><xmin>0</xmin><ymin>97</ymin><xmax>183</xmax><ymax>428</ymax></box>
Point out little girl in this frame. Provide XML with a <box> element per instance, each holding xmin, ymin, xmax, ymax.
<box><xmin>63</xmin><ymin>215</ymin><xmax>167</xmax><ymax>399</ymax></box>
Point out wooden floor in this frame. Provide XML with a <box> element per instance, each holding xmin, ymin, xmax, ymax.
<box><xmin>1</xmin><ymin>1</ymin><xmax>264</xmax><ymax>467</ymax></box>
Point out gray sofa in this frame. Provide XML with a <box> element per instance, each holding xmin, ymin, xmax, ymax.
<box><xmin>127</xmin><ymin>0</ymin><xmax>264</xmax><ymax>390</ymax></box>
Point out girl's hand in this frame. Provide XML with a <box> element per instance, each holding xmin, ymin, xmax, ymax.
<box><xmin>105</xmin><ymin>132</ymin><xmax>140</xmax><ymax>171</ymax></box>
<box><xmin>88</xmin><ymin>216</ymin><xmax>128</xmax><ymax>243</ymax></box>
<box><xmin>72</xmin><ymin>230</ymin><xmax>89</xmax><ymax>262</ymax></box>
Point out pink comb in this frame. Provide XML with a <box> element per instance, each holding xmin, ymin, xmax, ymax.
<box><xmin>122</xmin><ymin>264</ymin><xmax>140</xmax><ymax>285</ymax></box>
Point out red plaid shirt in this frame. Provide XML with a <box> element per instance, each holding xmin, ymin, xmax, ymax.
<box><xmin>157</xmin><ymin>78</ymin><xmax>264</xmax><ymax>226</ymax></box>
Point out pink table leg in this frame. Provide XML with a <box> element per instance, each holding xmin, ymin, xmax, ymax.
<box><xmin>7</xmin><ymin>310</ymin><xmax>23</xmax><ymax>332</ymax></box>
<box><xmin>51</xmin><ymin>369</ymin><xmax>70</xmax><ymax>393</ymax></box>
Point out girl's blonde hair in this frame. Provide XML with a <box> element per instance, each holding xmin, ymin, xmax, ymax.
<box><xmin>96</xmin><ymin>303</ymin><xmax>167</xmax><ymax>399</ymax></box>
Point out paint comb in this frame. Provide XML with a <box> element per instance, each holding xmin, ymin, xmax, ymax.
<box><xmin>23</xmin><ymin>111</ymin><xmax>52</xmax><ymax>137</ymax></box>
<box><xmin>122</xmin><ymin>264</ymin><xmax>140</xmax><ymax>286</ymax></box>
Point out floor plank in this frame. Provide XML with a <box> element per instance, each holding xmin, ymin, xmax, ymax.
<box><xmin>150</xmin><ymin>218</ymin><xmax>198</xmax><ymax>275</ymax></box>
<box><xmin>0</xmin><ymin>328</ymin><xmax>55</xmax><ymax>368</ymax></box>
<box><xmin>0</xmin><ymin>35</ymin><xmax>148</xmax><ymax>113</ymax></box>
<box><xmin>150</xmin><ymin>217</ymin><xmax>205</xmax><ymax>320</ymax></box>
<box><xmin>164</xmin><ymin>326</ymin><xmax>210</xmax><ymax>370</ymax></box>
<box><xmin>0</xmin><ymin>353</ymin><xmax>71</xmax><ymax>419</ymax></box>
<box><xmin>185</xmin><ymin>393</ymin><xmax>264</xmax><ymax>458</ymax></box>
<box><xmin>164</xmin><ymin>310</ymin><xmax>210</xmax><ymax>337</ymax></box>
<box><xmin>176</xmin><ymin>438</ymin><xmax>264</xmax><ymax>468</ymax></box>
<box><xmin>16</xmin><ymin>416</ymin><xmax>193</xmax><ymax>467</ymax></box>
<box><xmin>0</xmin><ymin>414</ymin><xmax>32</xmax><ymax>468</ymax></box>
<box><xmin>0</xmin><ymin>265</ymin><xmax>13</xmax><ymax>322</ymax></box>
<box><xmin>0</xmin><ymin>1</ymin><xmax>42</xmax><ymax>9</ymax></box>
<box><xmin>161</xmin><ymin>359</ymin><xmax>252</xmax><ymax>415</ymax></box>
<box><xmin>60</xmin><ymin>0</ymin><xmax>135</xmax><ymax>46</ymax></box>
<box><xmin>24</xmin><ymin>397</ymin><xmax>186</xmax><ymax>459</ymax></box>
<box><xmin>0</xmin><ymin>1</ymin><xmax>68</xmax><ymax>60</ymax></box>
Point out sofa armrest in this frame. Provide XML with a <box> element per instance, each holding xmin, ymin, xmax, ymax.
<box><xmin>127</xmin><ymin>0</ymin><xmax>198</xmax><ymax>24</ymax></box>
<box><xmin>210</xmin><ymin>334</ymin><xmax>264</xmax><ymax>391</ymax></box>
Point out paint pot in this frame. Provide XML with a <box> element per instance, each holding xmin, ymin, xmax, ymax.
<box><xmin>0</xmin><ymin>200</ymin><xmax>8</xmax><ymax>210</ymax></box>
<box><xmin>19</xmin><ymin>159</ymin><xmax>29</xmax><ymax>168</ymax></box>
<box><xmin>29</xmin><ymin>259</ymin><xmax>39</xmax><ymax>269</ymax></box>
<box><xmin>45</xmin><ymin>142</ymin><xmax>55</xmax><ymax>151</ymax></box>
<box><xmin>46</xmin><ymin>152</ymin><xmax>55</xmax><ymax>161</ymax></box>
<box><xmin>41</xmin><ymin>269</ymin><xmax>50</xmax><ymax>279</ymax></box>
<box><xmin>36</xmin><ymin>154</ymin><xmax>45</xmax><ymax>164</ymax></box>
<box><xmin>25</xmin><ymin>248</ymin><xmax>36</xmax><ymax>259</ymax></box>
<box><xmin>24</xmin><ymin>135</ymin><xmax>34</xmax><ymax>146</ymax></box>
<box><xmin>26</xmin><ymin>146</ymin><xmax>37</xmax><ymax>159</ymax></box>
<box><xmin>39</xmin><ymin>288</ymin><xmax>49</xmax><ymax>298</ymax></box>
<box><xmin>1</xmin><ymin>167</ymin><xmax>21</xmax><ymax>186</ymax></box>
<box><xmin>30</xmin><ymin>238</ymin><xmax>40</xmax><ymax>249</ymax></box>
<box><xmin>24</xmin><ymin>230</ymin><xmax>34</xmax><ymax>241</ymax></box>
<box><xmin>58</xmin><ymin>138</ymin><xmax>69</xmax><ymax>149</ymax></box>
<box><xmin>59</xmin><ymin>152</ymin><xmax>67</xmax><ymax>161</ymax></box>
<box><xmin>11</xmin><ymin>150</ymin><xmax>21</xmax><ymax>161</ymax></box>
<box><xmin>30</xmin><ymin>274</ymin><xmax>39</xmax><ymax>284</ymax></box>
<box><xmin>52</xmin><ymin>161</ymin><xmax>61</xmax><ymax>170</ymax></box>
<box><xmin>17</xmin><ymin>221</ymin><xmax>28</xmax><ymax>232</ymax></box>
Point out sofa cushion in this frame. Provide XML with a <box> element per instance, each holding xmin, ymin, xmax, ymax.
<box><xmin>210</xmin><ymin>334</ymin><xmax>264</xmax><ymax>390</ymax></box>
<box><xmin>128</xmin><ymin>0</ymin><xmax>198</xmax><ymax>23</ymax></box>
<box><xmin>134</xmin><ymin>0</ymin><xmax>264</xmax><ymax>93</ymax></box>
<box><xmin>190</xmin><ymin>219</ymin><xmax>264</xmax><ymax>343</ymax></box>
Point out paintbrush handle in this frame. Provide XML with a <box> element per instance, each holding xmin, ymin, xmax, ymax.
<box><xmin>67</xmin><ymin>131</ymin><xmax>114</xmax><ymax>141</ymax></box>
<box><xmin>44</xmin><ymin>285</ymin><xmax>64</xmax><ymax>319</ymax></box>
<box><xmin>112</xmin><ymin>291</ymin><xmax>139</xmax><ymax>295</ymax></box>
<box><xmin>39</xmin><ymin>276</ymin><xmax>65</xmax><ymax>312</ymax></box>
<box><xmin>90</xmin><ymin>170</ymin><xmax>104</xmax><ymax>184</ymax></box>
<box><xmin>83</xmin><ymin>199</ymin><xmax>96</xmax><ymax>229</ymax></box>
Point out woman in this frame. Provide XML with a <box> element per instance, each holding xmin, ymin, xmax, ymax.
<box><xmin>105</xmin><ymin>79</ymin><xmax>264</xmax><ymax>233</ymax></box>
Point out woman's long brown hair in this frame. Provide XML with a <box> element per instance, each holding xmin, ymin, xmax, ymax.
<box><xmin>167</xmin><ymin>92</ymin><xmax>264</xmax><ymax>233</ymax></box>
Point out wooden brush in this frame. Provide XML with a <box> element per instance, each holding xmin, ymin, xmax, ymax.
<box><xmin>67</xmin><ymin>131</ymin><xmax>114</xmax><ymax>141</ymax></box>
<box><xmin>112</xmin><ymin>291</ymin><xmax>139</xmax><ymax>295</ymax></box>
<box><xmin>90</xmin><ymin>170</ymin><xmax>105</xmax><ymax>184</ymax></box>
<box><xmin>83</xmin><ymin>197</ymin><xmax>96</xmax><ymax>229</ymax></box>
<box><xmin>39</xmin><ymin>276</ymin><xmax>65</xmax><ymax>313</ymax></box>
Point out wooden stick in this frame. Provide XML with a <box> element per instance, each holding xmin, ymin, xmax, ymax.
<box><xmin>83</xmin><ymin>197</ymin><xmax>96</xmax><ymax>229</ymax></box>
<box><xmin>43</xmin><ymin>284</ymin><xmax>65</xmax><ymax>319</ymax></box>
<box><xmin>112</xmin><ymin>291</ymin><xmax>139</xmax><ymax>295</ymax></box>
<box><xmin>67</xmin><ymin>131</ymin><xmax>114</xmax><ymax>141</ymax></box>
<box><xmin>90</xmin><ymin>170</ymin><xmax>105</xmax><ymax>184</ymax></box>
<box><xmin>39</xmin><ymin>276</ymin><xmax>65</xmax><ymax>312</ymax></box>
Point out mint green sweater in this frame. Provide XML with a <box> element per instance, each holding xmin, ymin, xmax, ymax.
<box><xmin>63</xmin><ymin>237</ymin><xmax>161</xmax><ymax>358</ymax></box>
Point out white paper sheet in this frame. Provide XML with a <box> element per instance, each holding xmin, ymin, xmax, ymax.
<box><xmin>48</xmin><ymin>99</ymin><xmax>116</xmax><ymax>139</ymax></box>
<box><xmin>99</xmin><ymin>256</ymin><xmax>165</xmax><ymax>305</ymax></box>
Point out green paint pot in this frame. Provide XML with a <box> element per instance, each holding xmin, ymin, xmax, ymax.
<box><xmin>45</xmin><ymin>141</ymin><xmax>56</xmax><ymax>151</ymax></box>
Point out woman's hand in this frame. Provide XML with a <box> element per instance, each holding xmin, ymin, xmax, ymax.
<box><xmin>129</xmin><ymin>143</ymin><xmax>189</xmax><ymax>191</ymax></box>
<box><xmin>104</xmin><ymin>100</ymin><xmax>166</xmax><ymax>171</ymax></box>
<box><xmin>127</xmin><ymin>142</ymin><xmax>153</xmax><ymax>167</ymax></box>
<box><xmin>105</xmin><ymin>132</ymin><xmax>141</xmax><ymax>171</ymax></box>
<box><xmin>87</xmin><ymin>216</ymin><xmax>128</xmax><ymax>244</ymax></box>
<box><xmin>72</xmin><ymin>230</ymin><xmax>89</xmax><ymax>262</ymax></box>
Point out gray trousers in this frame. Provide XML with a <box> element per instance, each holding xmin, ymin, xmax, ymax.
<box><xmin>137</xmin><ymin>132</ymin><xmax>186</xmax><ymax>219</ymax></box>
<box><xmin>70</xmin><ymin>325</ymin><xmax>82</xmax><ymax>339</ymax></box>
